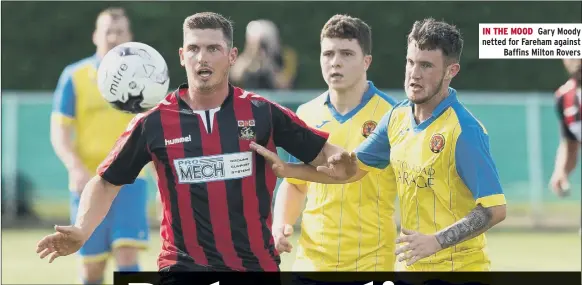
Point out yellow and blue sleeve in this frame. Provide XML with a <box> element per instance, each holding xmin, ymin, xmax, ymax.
<box><xmin>354</xmin><ymin>109</ymin><xmax>392</xmax><ymax>174</ymax></box>
<box><xmin>51</xmin><ymin>66</ymin><xmax>75</xmax><ymax>125</ymax></box>
<box><xmin>455</xmin><ymin>126</ymin><xmax>506</xmax><ymax>207</ymax></box>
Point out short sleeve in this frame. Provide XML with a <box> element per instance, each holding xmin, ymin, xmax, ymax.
<box><xmin>455</xmin><ymin>126</ymin><xmax>506</xmax><ymax>207</ymax></box>
<box><xmin>98</xmin><ymin>114</ymin><xmax>152</xmax><ymax>186</ymax></box>
<box><xmin>354</xmin><ymin>109</ymin><xmax>392</xmax><ymax>174</ymax></box>
<box><xmin>269</xmin><ymin>101</ymin><xmax>329</xmax><ymax>164</ymax></box>
<box><xmin>52</xmin><ymin>66</ymin><xmax>76</xmax><ymax>125</ymax></box>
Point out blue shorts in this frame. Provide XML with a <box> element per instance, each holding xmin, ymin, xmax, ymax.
<box><xmin>70</xmin><ymin>178</ymin><xmax>149</xmax><ymax>263</ymax></box>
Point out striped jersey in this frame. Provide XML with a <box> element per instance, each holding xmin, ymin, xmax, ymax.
<box><xmin>97</xmin><ymin>83</ymin><xmax>329</xmax><ymax>271</ymax></box>
<box><xmin>286</xmin><ymin>81</ymin><xmax>400</xmax><ymax>271</ymax></box>
<box><xmin>555</xmin><ymin>78</ymin><xmax>581</xmax><ymax>143</ymax></box>
<box><xmin>355</xmin><ymin>88</ymin><xmax>506</xmax><ymax>271</ymax></box>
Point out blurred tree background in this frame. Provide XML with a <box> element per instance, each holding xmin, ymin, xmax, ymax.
<box><xmin>2</xmin><ymin>1</ymin><xmax>581</xmax><ymax>91</ymax></box>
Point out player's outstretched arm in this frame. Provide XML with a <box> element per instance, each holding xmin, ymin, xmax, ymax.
<box><xmin>38</xmin><ymin>110</ymin><xmax>152</xmax><ymax>262</ymax></box>
<box><xmin>250</xmin><ymin>141</ymin><xmax>366</xmax><ymax>183</ymax></box>
<box><xmin>74</xmin><ymin>176</ymin><xmax>122</xmax><ymax>239</ymax></box>
<box><xmin>266</xmin><ymin>101</ymin><xmax>367</xmax><ymax>183</ymax></box>
<box><xmin>36</xmin><ymin>176</ymin><xmax>121</xmax><ymax>263</ymax></box>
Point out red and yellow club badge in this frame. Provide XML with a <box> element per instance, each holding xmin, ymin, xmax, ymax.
<box><xmin>361</xmin><ymin>120</ymin><xmax>377</xmax><ymax>138</ymax></box>
<box><xmin>429</xmin><ymin>133</ymin><xmax>446</xmax><ymax>153</ymax></box>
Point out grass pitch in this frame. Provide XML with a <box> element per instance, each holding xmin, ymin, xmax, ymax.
<box><xmin>1</xmin><ymin>228</ymin><xmax>580</xmax><ymax>284</ymax></box>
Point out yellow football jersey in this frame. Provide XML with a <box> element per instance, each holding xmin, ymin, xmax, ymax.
<box><xmin>286</xmin><ymin>81</ymin><xmax>399</xmax><ymax>271</ymax></box>
<box><xmin>51</xmin><ymin>55</ymin><xmax>142</xmax><ymax>180</ymax></box>
<box><xmin>355</xmin><ymin>87</ymin><xmax>506</xmax><ymax>271</ymax></box>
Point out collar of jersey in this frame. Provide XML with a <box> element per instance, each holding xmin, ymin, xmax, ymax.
<box><xmin>323</xmin><ymin>80</ymin><xmax>377</xmax><ymax>124</ymax></box>
<box><xmin>174</xmin><ymin>83</ymin><xmax>235</xmax><ymax>111</ymax></box>
<box><xmin>408</xmin><ymin>87</ymin><xmax>458</xmax><ymax>133</ymax></box>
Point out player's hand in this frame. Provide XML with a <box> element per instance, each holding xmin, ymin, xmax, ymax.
<box><xmin>315</xmin><ymin>151</ymin><xmax>358</xmax><ymax>181</ymax></box>
<box><xmin>395</xmin><ymin>228</ymin><xmax>443</xmax><ymax>266</ymax></box>
<box><xmin>549</xmin><ymin>171</ymin><xmax>571</xmax><ymax>197</ymax></box>
<box><xmin>249</xmin><ymin>142</ymin><xmax>289</xmax><ymax>178</ymax></box>
<box><xmin>69</xmin><ymin>167</ymin><xmax>92</xmax><ymax>194</ymax></box>
<box><xmin>36</xmin><ymin>225</ymin><xmax>85</xmax><ymax>263</ymax></box>
<box><xmin>272</xmin><ymin>223</ymin><xmax>294</xmax><ymax>254</ymax></box>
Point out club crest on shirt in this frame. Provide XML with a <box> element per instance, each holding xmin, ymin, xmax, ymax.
<box><xmin>361</xmin><ymin>120</ymin><xmax>377</xmax><ymax>138</ymax></box>
<box><xmin>238</xmin><ymin>120</ymin><xmax>256</xmax><ymax>140</ymax></box>
<box><xmin>429</xmin><ymin>133</ymin><xmax>446</xmax><ymax>153</ymax></box>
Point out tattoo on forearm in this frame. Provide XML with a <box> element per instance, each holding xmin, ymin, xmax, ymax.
<box><xmin>435</xmin><ymin>205</ymin><xmax>493</xmax><ymax>249</ymax></box>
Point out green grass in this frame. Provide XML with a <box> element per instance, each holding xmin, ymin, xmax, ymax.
<box><xmin>2</xmin><ymin>229</ymin><xmax>580</xmax><ymax>284</ymax></box>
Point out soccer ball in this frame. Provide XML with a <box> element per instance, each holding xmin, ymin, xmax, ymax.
<box><xmin>97</xmin><ymin>42</ymin><xmax>170</xmax><ymax>114</ymax></box>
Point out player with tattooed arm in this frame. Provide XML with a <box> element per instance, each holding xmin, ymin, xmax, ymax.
<box><xmin>251</xmin><ymin>18</ymin><xmax>507</xmax><ymax>272</ymax></box>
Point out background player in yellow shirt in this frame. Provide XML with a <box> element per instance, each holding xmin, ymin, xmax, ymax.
<box><xmin>50</xmin><ymin>7</ymin><xmax>149</xmax><ymax>284</ymax></box>
<box><xmin>251</xmin><ymin>18</ymin><xmax>507</xmax><ymax>272</ymax></box>
<box><xmin>272</xmin><ymin>15</ymin><xmax>399</xmax><ymax>275</ymax></box>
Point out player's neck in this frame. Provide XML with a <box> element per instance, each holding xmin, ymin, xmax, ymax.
<box><xmin>413</xmin><ymin>87</ymin><xmax>450</xmax><ymax>124</ymax></box>
<box><xmin>184</xmin><ymin>82</ymin><xmax>230</xmax><ymax>111</ymax></box>
<box><xmin>328</xmin><ymin>80</ymin><xmax>368</xmax><ymax>115</ymax></box>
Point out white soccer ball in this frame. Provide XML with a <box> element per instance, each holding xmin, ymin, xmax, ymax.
<box><xmin>97</xmin><ymin>42</ymin><xmax>170</xmax><ymax>114</ymax></box>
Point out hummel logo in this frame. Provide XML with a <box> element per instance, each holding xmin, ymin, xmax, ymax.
<box><xmin>165</xmin><ymin>135</ymin><xmax>191</xmax><ymax>146</ymax></box>
<box><xmin>315</xmin><ymin>120</ymin><xmax>330</xmax><ymax>128</ymax></box>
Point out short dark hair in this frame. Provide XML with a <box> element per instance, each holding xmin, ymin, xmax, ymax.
<box><xmin>320</xmin><ymin>14</ymin><xmax>372</xmax><ymax>55</ymax></box>
<box><xmin>183</xmin><ymin>12</ymin><xmax>234</xmax><ymax>48</ymax></box>
<box><xmin>96</xmin><ymin>7</ymin><xmax>130</xmax><ymax>28</ymax></box>
<box><xmin>407</xmin><ymin>18</ymin><xmax>463</xmax><ymax>63</ymax></box>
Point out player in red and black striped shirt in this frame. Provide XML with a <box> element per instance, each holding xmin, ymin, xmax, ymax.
<box><xmin>100</xmin><ymin>82</ymin><xmax>329</xmax><ymax>273</ymax></box>
<box><xmin>36</xmin><ymin>12</ymin><xmax>355</xmax><ymax>273</ymax></box>
<box><xmin>550</xmin><ymin>59</ymin><xmax>581</xmax><ymax>198</ymax></box>
<box><xmin>549</xmin><ymin>59</ymin><xmax>581</xmax><ymax>236</ymax></box>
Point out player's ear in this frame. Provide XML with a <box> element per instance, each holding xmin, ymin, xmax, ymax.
<box><xmin>229</xmin><ymin>47</ymin><xmax>238</xmax><ymax>66</ymax></box>
<box><xmin>363</xmin><ymin>55</ymin><xmax>372</xmax><ymax>71</ymax></box>
<box><xmin>446</xmin><ymin>63</ymin><xmax>460</xmax><ymax>80</ymax></box>
<box><xmin>178</xmin><ymin>47</ymin><xmax>185</xmax><ymax>67</ymax></box>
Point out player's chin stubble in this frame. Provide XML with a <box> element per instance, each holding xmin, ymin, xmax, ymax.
<box><xmin>410</xmin><ymin>88</ymin><xmax>439</xmax><ymax>104</ymax></box>
<box><xmin>195</xmin><ymin>70</ymin><xmax>229</xmax><ymax>94</ymax></box>
<box><xmin>194</xmin><ymin>80</ymin><xmax>217</xmax><ymax>94</ymax></box>
<box><xmin>408</xmin><ymin>75</ymin><xmax>445</xmax><ymax>105</ymax></box>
